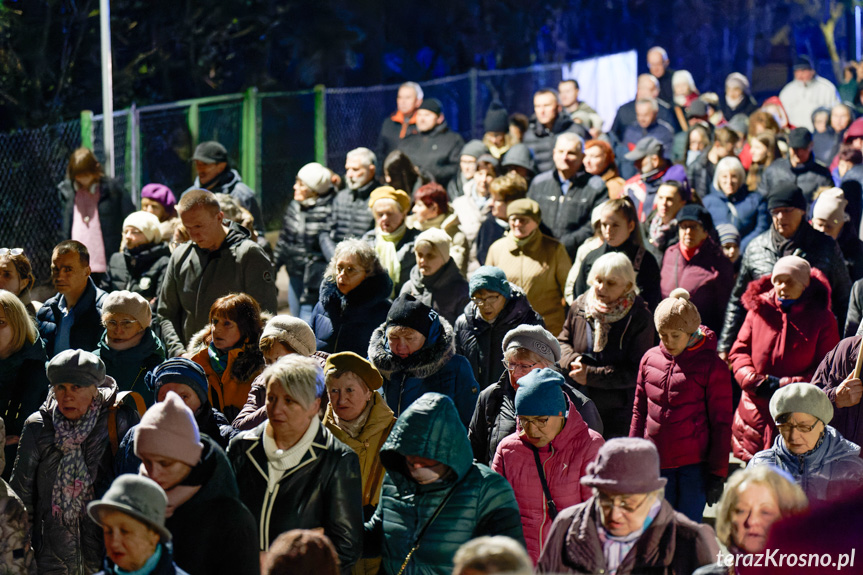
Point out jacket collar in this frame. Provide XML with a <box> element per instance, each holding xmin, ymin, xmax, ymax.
<box><xmin>240</xmin><ymin>421</ymin><xmax>331</xmax><ymax>484</ymax></box>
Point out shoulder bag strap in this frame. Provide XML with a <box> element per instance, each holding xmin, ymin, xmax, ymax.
<box><xmin>531</xmin><ymin>445</ymin><xmax>558</xmax><ymax>520</ymax></box>
<box><xmin>108</xmin><ymin>407</ymin><xmax>119</xmax><ymax>457</ymax></box>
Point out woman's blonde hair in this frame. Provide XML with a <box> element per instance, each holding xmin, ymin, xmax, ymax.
<box><xmin>587</xmin><ymin>252</ymin><xmax>639</xmax><ymax>295</ymax></box>
<box><xmin>0</xmin><ymin>289</ymin><xmax>37</xmax><ymax>355</ymax></box>
<box><xmin>264</xmin><ymin>355</ymin><xmax>325</xmax><ymax>410</ymax></box>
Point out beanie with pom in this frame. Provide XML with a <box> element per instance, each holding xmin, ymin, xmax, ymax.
<box><xmin>654</xmin><ymin>288</ymin><xmax>701</xmax><ymax>333</ymax></box>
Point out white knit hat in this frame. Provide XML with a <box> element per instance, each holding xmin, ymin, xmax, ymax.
<box><xmin>123</xmin><ymin>211</ymin><xmax>162</xmax><ymax>244</ymax></box>
<box><xmin>296</xmin><ymin>163</ymin><xmax>332</xmax><ymax>195</ymax></box>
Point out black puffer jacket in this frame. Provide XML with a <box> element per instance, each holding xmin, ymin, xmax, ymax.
<box><xmin>58</xmin><ymin>176</ymin><xmax>135</xmax><ymax>264</ymax></box>
<box><xmin>36</xmin><ymin>277</ymin><xmax>108</xmax><ymax>357</ymax></box>
<box><xmin>228</xmin><ymin>421</ymin><xmax>363</xmax><ymax>574</ymax></box>
<box><xmin>399</xmin><ymin>259</ymin><xmax>469</xmax><ymax>325</ymax></box>
<box><xmin>522</xmin><ymin>115</ymin><xmax>588</xmax><ymax>174</ymax></box>
<box><xmin>310</xmin><ymin>273</ymin><xmax>393</xmax><ymax>356</ymax></box>
<box><xmin>528</xmin><ymin>169</ymin><xmax>609</xmax><ymax>258</ymax></box>
<box><xmin>321</xmin><ymin>180</ymin><xmax>378</xmax><ymax>260</ymax></box>
<box><xmin>468</xmin><ymin>369</ymin><xmax>603</xmax><ymax>466</ymax></box>
<box><xmin>10</xmin><ymin>378</ymin><xmax>140</xmax><ymax>575</ymax></box>
<box><xmin>103</xmin><ymin>242</ymin><xmax>172</xmax><ymax>303</ymax></box>
<box><xmin>454</xmin><ymin>286</ymin><xmax>544</xmax><ymax>391</ymax></box>
<box><xmin>756</xmin><ymin>157</ymin><xmax>834</xmax><ymax>200</ymax></box>
<box><xmin>398</xmin><ymin>122</ymin><xmax>465</xmax><ymax>188</ymax></box>
<box><xmin>362</xmin><ymin>226</ymin><xmax>421</xmax><ymax>295</ymax></box>
<box><xmin>274</xmin><ymin>190</ymin><xmax>335</xmax><ymax>306</ymax></box>
<box><xmin>719</xmin><ymin>222</ymin><xmax>850</xmax><ymax>353</ymax></box>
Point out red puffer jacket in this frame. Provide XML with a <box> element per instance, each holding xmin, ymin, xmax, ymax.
<box><xmin>728</xmin><ymin>269</ymin><xmax>839</xmax><ymax>461</ymax></box>
<box><xmin>492</xmin><ymin>400</ymin><xmax>604</xmax><ymax>564</ymax></box>
<box><xmin>630</xmin><ymin>326</ymin><xmax>732</xmax><ymax>477</ymax></box>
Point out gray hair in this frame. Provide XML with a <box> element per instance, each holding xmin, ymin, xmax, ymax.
<box><xmin>636</xmin><ymin>98</ymin><xmax>659</xmax><ymax>112</ymax></box>
<box><xmin>647</xmin><ymin>46</ymin><xmax>669</xmax><ymax>62</ymax></box>
<box><xmin>452</xmin><ymin>536</ymin><xmax>533</xmax><ymax>575</ymax></box>
<box><xmin>263</xmin><ymin>355</ymin><xmax>325</xmax><ymax>410</ymax></box>
<box><xmin>672</xmin><ymin>70</ymin><xmax>697</xmax><ymax>92</ymax></box>
<box><xmin>400</xmin><ymin>82</ymin><xmax>424</xmax><ymax>101</ymax></box>
<box><xmin>502</xmin><ymin>347</ymin><xmax>554</xmax><ymax>368</ymax></box>
<box><xmin>554</xmin><ymin>131</ymin><xmax>584</xmax><ymax>152</ymax></box>
<box><xmin>712</xmin><ymin>156</ymin><xmax>746</xmax><ymax>192</ymax></box>
<box><xmin>324</xmin><ymin>238</ymin><xmax>385</xmax><ymax>282</ymax></box>
<box><xmin>346</xmin><ymin>147</ymin><xmax>377</xmax><ymax>167</ymax></box>
<box><xmin>637</xmin><ymin>74</ymin><xmax>660</xmax><ymax>90</ymax></box>
<box><xmin>587</xmin><ymin>252</ymin><xmax>639</xmax><ymax>295</ymax></box>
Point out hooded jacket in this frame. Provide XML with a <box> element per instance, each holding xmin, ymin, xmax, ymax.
<box><xmin>811</xmin><ymin>335</ymin><xmax>863</xmax><ymax>447</ymax></box>
<box><xmin>749</xmin><ymin>426</ymin><xmax>863</xmax><ymax>505</ymax></box>
<box><xmin>227</xmin><ymin>420</ymin><xmax>363</xmax><ymax>574</ymax></box>
<box><xmin>364</xmin><ymin>393</ymin><xmax>524</xmax><ymax>575</ymax></box>
<box><xmin>492</xmin><ymin>400</ymin><xmax>604</xmax><ymax>563</ymax></box>
<box><xmin>103</xmin><ymin>242</ymin><xmax>172</xmax><ymax>303</ymax></box>
<box><xmin>631</xmin><ymin>327</ymin><xmax>733</xmax><ymax>477</ymax></box>
<box><xmin>369</xmin><ymin>315</ymin><xmax>478</xmax><ymax>427</ymax></box>
<box><xmin>729</xmin><ymin>271</ymin><xmax>839</xmax><ymax>461</ymax></box>
<box><xmin>37</xmin><ymin>277</ymin><xmax>108</xmax><ymax>358</ymax></box>
<box><xmin>58</xmin><ymin>176</ymin><xmax>135</xmax><ymax>265</ymax></box>
<box><xmin>189</xmin><ymin>345</ymin><xmax>263</xmax><ymax>423</ymax></box>
<box><xmin>10</xmin><ymin>377</ymin><xmax>140</xmax><ymax>575</ymax></box>
<box><xmin>157</xmin><ymin>220</ymin><xmax>277</xmax><ymax>357</ymax></box>
<box><xmin>0</xmin><ymin>417</ymin><xmax>36</xmax><ymax>574</ymax></box>
<box><xmin>310</xmin><ymin>273</ymin><xmax>393</xmax><ymax>356</ymax></box>
<box><xmin>399</xmin><ymin>259</ymin><xmax>469</xmax><ymax>326</ymax></box>
<box><xmin>398</xmin><ymin>121</ymin><xmax>465</xmax><ymax>188</ymax></box>
<box><xmin>93</xmin><ymin>328</ymin><xmax>166</xmax><ymax>406</ymax></box>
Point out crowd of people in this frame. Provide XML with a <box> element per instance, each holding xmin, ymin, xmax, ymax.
<box><xmin>3</xmin><ymin>44</ymin><xmax>863</xmax><ymax>575</ymax></box>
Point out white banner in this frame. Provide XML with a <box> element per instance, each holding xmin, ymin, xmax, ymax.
<box><xmin>561</xmin><ymin>50</ymin><xmax>638</xmax><ymax>133</ymax></box>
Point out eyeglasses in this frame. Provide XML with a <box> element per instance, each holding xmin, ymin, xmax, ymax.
<box><xmin>471</xmin><ymin>294</ymin><xmax>502</xmax><ymax>307</ymax></box>
<box><xmin>0</xmin><ymin>248</ymin><xmax>24</xmax><ymax>256</ymax></box>
<box><xmin>502</xmin><ymin>360</ymin><xmax>538</xmax><ymax>373</ymax></box>
<box><xmin>776</xmin><ymin>421</ymin><xmax>820</xmax><ymax>434</ymax></box>
<box><xmin>597</xmin><ymin>493</ymin><xmax>652</xmax><ymax>513</ymax></box>
<box><xmin>104</xmin><ymin>319</ymin><xmax>140</xmax><ymax>330</ymax></box>
<box><xmin>518</xmin><ymin>416</ymin><xmax>551</xmax><ymax>430</ymax></box>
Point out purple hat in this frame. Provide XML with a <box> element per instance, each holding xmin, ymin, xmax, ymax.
<box><xmin>580</xmin><ymin>438</ymin><xmax>667</xmax><ymax>495</ymax></box>
<box><xmin>141</xmin><ymin>184</ymin><xmax>177</xmax><ymax>216</ymax></box>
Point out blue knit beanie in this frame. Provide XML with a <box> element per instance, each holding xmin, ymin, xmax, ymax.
<box><xmin>469</xmin><ymin>266</ymin><xmax>512</xmax><ymax>298</ymax></box>
<box><xmin>514</xmin><ymin>368</ymin><xmax>566</xmax><ymax>417</ymax></box>
<box><xmin>145</xmin><ymin>358</ymin><xmax>209</xmax><ymax>407</ymax></box>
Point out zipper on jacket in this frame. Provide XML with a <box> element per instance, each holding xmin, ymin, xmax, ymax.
<box><xmin>538</xmin><ymin>445</ymin><xmax>556</xmax><ymax>556</ymax></box>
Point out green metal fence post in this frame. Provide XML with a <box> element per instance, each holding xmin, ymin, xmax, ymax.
<box><xmin>469</xmin><ymin>68</ymin><xmax>479</xmax><ymax>139</ymax></box>
<box><xmin>187</xmin><ymin>102</ymin><xmax>200</xmax><ymax>184</ymax></box>
<box><xmin>314</xmin><ymin>84</ymin><xmax>327</xmax><ymax>166</ymax></box>
<box><xmin>81</xmin><ymin>110</ymin><xmax>94</xmax><ymax>149</ymax></box>
<box><xmin>241</xmin><ymin>87</ymin><xmax>259</xmax><ymax>193</ymax></box>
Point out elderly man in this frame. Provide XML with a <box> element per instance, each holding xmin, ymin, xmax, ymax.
<box><xmin>647</xmin><ymin>46</ymin><xmax>677</xmax><ymax>103</ymax></box>
<box><xmin>757</xmin><ymin>127</ymin><xmax>833</xmax><ymax>200</ymax></box>
<box><xmin>611</xmin><ymin>74</ymin><xmax>678</xmax><ymax>144</ymax></box>
<box><xmin>558</xmin><ymin>79</ymin><xmax>603</xmax><ymax>137</ymax></box>
<box><xmin>523</xmin><ymin>88</ymin><xmax>588</xmax><ymax>174</ymax></box>
<box><xmin>323</xmin><ymin>147</ymin><xmax>379</xmax><ymax>260</ymax></box>
<box><xmin>399</xmin><ymin>98</ymin><xmax>465</xmax><ymax>188</ymax></box>
<box><xmin>377</xmin><ymin>81</ymin><xmax>423</xmax><ymax>160</ymax></box>
<box><xmin>622</xmin><ymin>137</ymin><xmax>689</xmax><ymax>221</ymax></box>
<box><xmin>157</xmin><ymin>189</ymin><xmax>277</xmax><ymax>357</ymax></box>
<box><xmin>37</xmin><ymin>240</ymin><xmax>107</xmax><ymax>357</ymax></box>
<box><xmin>779</xmin><ymin>56</ymin><xmax>840</xmax><ymax>132</ymax></box>
<box><xmin>620</xmin><ymin>98</ymin><xmax>676</xmax><ymax>179</ymax></box>
<box><xmin>362</xmin><ymin>186</ymin><xmax>420</xmax><ymax>295</ymax></box>
<box><xmin>527</xmin><ymin>132</ymin><xmax>608</xmax><ymax>258</ymax></box>
<box><xmin>718</xmin><ymin>182</ymin><xmax>850</xmax><ymax>358</ymax></box>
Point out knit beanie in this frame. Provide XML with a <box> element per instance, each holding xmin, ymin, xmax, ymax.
<box><xmin>769</xmin><ymin>382</ymin><xmax>834</xmax><ymax>424</ymax></box>
<box><xmin>261</xmin><ymin>315</ymin><xmax>317</xmax><ymax>357</ymax></box>
<box><xmin>145</xmin><ymin>358</ymin><xmax>209</xmax><ymax>407</ymax></box>
<box><xmin>469</xmin><ymin>266</ymin><xmax>512</xmax><ymax>299</ymax></box>
<box><xmin>484</xmin><ymin>103</ymin><xmax>510</xmax><ymax>134</ymax></box>
<box><xmin>514</xmin><ymin>368</ymin><xmax>567</xmax><ymax>417</ymax></box>
<box><xmin>141</xmin><ymin>184</ymin><xmax>177</xmax><ymax>215</ymax></box>
<box><xmin>581</xmin><ymin>438</ymin><xmax>667</xmax><ymax>494</ymax></box>
<box><xmin>47</xmin><ymin>349</ymin><xmax>106</xmax><ymax>387</ymax></box>
<box><xmin>654</xmin><ymin>288</ymin><xmax>701</xmax><ymax>333</ymax></box>
<box><xmin>461</xmin><ymin>140</ymin><xmax>489</xmax><ymax>159</ymax></box>
<box><xmin>767</xmin><ymin>182</ymin><xmax>807</xmax><ymax>211</ymax></box>
<box><xmin>296</xmin><ymin>163</ymin><xmax>332</xmax><ymax>196</ymax></box>
<box><xmin>771</xmin><ymin>255</ymin><xmax>811</xmax><ymax>289</ymax></box>
<box><xmin>502</xmin><ymin>325</ymin><xmax>561</xmax><ymax>365</ymax></box>
<box><xmin>133</xmin><ymin>392</ymin><xmax>203</xmax><ymax>467</ymax></box>
<box><xmin>102</xmin><ymin>290</ymin><xmax>152</xmax><ymax>329</ymax></box>
<box><xmin>812</xmin><ymin>188</ymin><xmax>848</xmax><ymax>225</ymax></box>
<box><xmin>415</xmin><ymin>228</ymin><xmax>451</xmax><ymax>262</ymax></box>
<box><xmin>123</xmin><ymin>211</ymin><xmax>162</xmax><ymax>245</ymax></box>
<box><xmin>716</xmin><ymin>223</ymin><xmax>740</xmax><ymax>246</ymax></box>
<box><xmin>386</xmin><ymin>294</ymin><xmax>436</xmax><ymax>339</ymax></box>
<box><xmin>725</xmin><ymin>72</ymin><xmax>750</xmax><ymax>93</ymax></box>
<box><xmin>325</xmin><ymin>352</ymin><xmax>384</xmax><ymax>391</ymax></box>
<box><xmin>368</xmin><ymin>186</ymin><xmax>411</xmax><ymax>214</ymax></box>
<box><xmin>506</xmin><ymin>198</ymin><xmax>542</xmax><ymax>223</ymax></box>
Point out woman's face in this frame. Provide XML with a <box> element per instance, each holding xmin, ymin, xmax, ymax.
<box><xmin>157</xmin><ymin>383</ymin><xmax>202</xmax><ymax>413</ymax></box>
<box><xmin>475</xmin><ymin>167</ymin><xmax>494</xmax><ymax>198</ymax></box>
<box><xmin>689</xmin><ymin>130</ymin><xmax>707</xmax><ymax>152</ymax></box>
<box><xmin>266</xmin><ymin>379</ymin><xmax>320</xmax><ymax>444</ymax></box>
<box><xmin>508</xmin><ymin>215</ymin><xmax>539</xmax><ymax>239</ymax></box>
<box><xmin>104</xmin><ymin>312</ymin><xmax>145</xmax><ymax>350</ymax></box>
<box><xmin>293</xmin><ymin>179</ymin><xmax>314</xmax><ymax>202</ymax></box>
<box><xmin>53</xmin><ymin>382</ymin><xmax>99</xmax><ymax>421</ymax></box>
<box><xmin>726</xmin><ymin>85</ymin><xmax>744</xmax><ymax>101</ymax></box>
<box><xmin>415</xmin><ymin>244</ymin><xmax>445</xmax><ymax>277</ymax></box>
<box><xmin>263</xmin><ymin>341</ymin><xmax>291</xmax><ymax>366</ymax></box>
<box><xmin>592</xmin><ymin>274</ymin><xmax>631</xmax><ymax>305</ymax></box>
<box><xmin>123</xmin><ymin>226</ymin><xmax>149</xmax><ymax>250</ymax></box>
<box><xmin>583</xmin><ymin>146</ymin><xmax>608</xmax><ymax>175</ymax></box>
<box><xmin>778</xmin><ymin>412</ymin><xmax>824</xmax><ymax>454</ymax></box>
<box><xmin>491</xmin><ymin>194</ymin><xmax>509</xmax><ymax>220</ymax></box>
<box><xmin>0</xmin><ymin>306</ymin><xmax>13</xmax><ymax>359</ymax></box>
<box><xmin>674</xmin><ymin>83</ymin><xmax>692</xmax><ymax>97</ymax></box>
<box><xmin>600</xmin><ymin>209</ymin><xmax>635</xmax><ymax>247</ymax></box>
<box><xmin>772</xmin><ymin>274</ymin><xmax>805</xmax><ymax>300</ymax></box>
<box><xmin>141</xmin><ymin>198</ymin><xmax>168</xmax><ymax>222</ymax></box>
<box><xmin>74</xmin><ymin>172</ymin><xmax>99</xmax><ymax>190</ymax></box>
<box><xmin>211</xmin><ymin>314</ymin><xmax>242</xmax><ymax>352</ymax></box>
<box><xmin>730</xmin><ymin>482</ymin><xmax>782</xmax><ymax>554</ymax></box>
<box><xmin>411</xmin><ymin>200</ymin><xmax>439</xmax><ymax>223</ymax></box>
<box><xmin>326</xmin><ymin>372</ymin><xmax>372</xmax><ymax>422</ymax></box>
<box><xmin>139</xmin><ymin>453</ymin><xmax>193</xmax><ymax>491</ymax></box>
<box><xmin>678</xmin><ymin>221</ymin><xmax>709</xmax><ymax>250</ymax></box>
<box><xmin>597</xmin><ymin>490</ymin><xmax>657</xmax><ymax>537</ymax></box>
<box><xmin>472</xmin><ymin>288</ymin><xmax>507</xmax><ymax>322</ymax></box>
<box><xmin>0</xmin><ymin>257</ymin><xmax>25</xmax><ymax>295</ymax></box>
<box><xmin>335</xmin><ymin>255</ymin><xmax>367</xmax><ymax>295</ymax></box>
<box><xmin>99</xmin><ymin>510</ymin><xmax>161</xmax><ymax>572</ymax></box>
<box><xmin>387</xmin><ymin>326</ymin><xmax>427</xmax><ymax>359</ymax></box>
<box><xmin>718</xmin><ymin>169</ymin><xmax>742</xmax><ymax>196</ymax></box>
<box><xmin>749</xmin><ymin>138</ymin><xmax>768</xmax><ymax>164</ymax></box>
<box><xmin>723</xmin><ymin>242</ymin><xmax>741</xmax><ymax>263</ymax></box>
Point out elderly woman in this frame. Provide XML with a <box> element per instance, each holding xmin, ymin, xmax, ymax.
<box><xmin>748</xmin><ymin>383</ymin><xmax>863</xmax><ymax>504</ymax></box>
<box><xmin>475</xmin><ymin>173</ymin><xmax>529</xmax><ymax>266</ymax></box>
<box><xmin>470</xmin><ymin>325</ymin><xmax>602</xmax><ymax>465</ymax></box>
<box><xmin>559</xmin><ymin>252</ymin><xmax>654</xmax><ymax>439</ymax></box>
<box><xmin>10</xmin><ymin>350</ymin><xmax>140</xmax><ymax>574</ymax></box>
<box><xmin>274</xmin><ymin>162</ymin><xmax>335</xmax><ymax>322</ymax></box>
<box><xmin>322</xmin><ymin>352</ymin><xmax>395</xmax><ymax>575</ymax></box>
<box><xmin>228</xmin><ymin>355</ymin><xmax>363</xmax><ymax>573</ymax></box>
<box><xmin>811</xmin><ymin>188</ymin><xmax>863</xmax><ymax>283</ymax></box>
<box><xmin>87</xmin><ymin>474</ymin><xmax>187</xmax><ymax>575</ymax></box>
<box><xmin>0</xmin><ymin>291</ymin><xmax>49</xmax><ymax>480</ymax></box>
<box><xmin>486</xmin><ymin>198</ymin><xmax>571</xmax><ymax>336</ymax></box>
<box><xmin>94</xmin><ymin>290</ymin><xmax>166</xmax><ymax>405</ymax></box>
<box><xmin>659</xmin><ymin>205</ymin><xmax>735</xmax><ymax>333</ymax></box>
<box><xmin>583</xmin><ymin>139</ymin><xmax>625</xmax><ymax>200</ymax></box>
<box><xmin>362</xmin><ymin>186</ymin><xmax>420</xmax><ymax>295</ymax></box>
<box><xmin>702</xmin><ymin>156</ymin><xmax>769</xmax><ymax>253</ymax></box>
<box><xmin>310</xmin><ymin>238</ymin><xmax>393</xmax><ymax>356</ymax></box>
<box><xmin>672</xmin><ymin>70</ymin><xmax>700</xmax><ymax>109</ymax></box>
<box><xmin>692</xmin><ymin>466</ymin><xmax>808</xmax><ymax>574</ymax></box>
<box><xmin>103</xmin><ymin>211</ymin><xmax>172</xmax><ymax>304</ymax></box>
<box><xmin>537</xmin><ymin>437</ymin><xmax>718</xmax><ymax>574</ymax></box>
<box><xmin>399</xmin><ymin>228</ymin><xmax>469</xmax><ymax>325</ymax></box>
<box><xmin>369</xmin><ymin>294</ymin><xmax>478</xmax><ymax>427</ymax></box>
<box><xmin>0</xmin><ymin>248</ymin><xmax>40</xmax><ymax>316</ymax></box>
<box><xmin>140</xmin><ymin>183</ymin><xmax>177</xmax><ymax>223</ymax></box>
<box><xmin>492</xmin><ymin>369</ymin><xmax>604</xmax><ymax>563</ymax></box>
<box><xmin>729</xmin><ymin>256</ymin><xmax>840</xmax><ymax>462</ymax></box>
<box><xmin>720</xmin><ymin>73</ymin><xmax>759</xmax><ymax>122</ymax></box>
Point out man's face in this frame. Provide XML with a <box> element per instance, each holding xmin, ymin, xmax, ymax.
<box><xmin>558</xmin><ymin>82</ymin><xmax>578</xmax><ymax>108</ymax></box>
<box><xmin>553</xmin><ymin>140</ymin><xmax>584</xmax><ymax>176</ymax></box>
<box><xmin>415</xmin><ymin>109</ymin><xmax>439</xmax><ymax>133</ymax></box>
<box><xmin>831</xmin><ymin>106</ymin><xmax>853</xmax><ymax>132</ymax></box>
<box><xmin>771</xmin><ymin>207</ymin><xmax>805</xmax><ymax>239</ymax></box>
<box><xmin>794</xmin><ymin>69</ymin><xmax>816</xmax><ymax>84</ymax></box>
<box><xmin>396</xmin><ymin>86</ymin><xmax>420</xmax><ymax>116</ymax></box>
<box><xmin>635</xmin><ymin>102</ymin><xmax>656</xmax><ymax>128</ymax></box>
<box><xmin>647</xmin><ymin>51</ymin><xmax>667</xmax><ymax>78</ymax></box>
<box><xmin>51</xmin><ymin>251</ymin><xmax>90</xmax><ymax>296</ymax></box>
<box><xmin>195</xmin><ymin>160</ymin><xmax>226</xmax><ymax>185</ymax></box>
<box><xmin>180</xmin><ymin>205</ymin><xmax>225</xmax><ymax>251</ymax></box>
<box><xmin>459</xmin><ymin>155</ymin><xmax>478</xmax><ymax>180</ymax></box>
<box><xmin>639</xmin><ymin>154</ymin><xmax>660</xmax><ymax>174</ymax></box>
<box><xmin>534</xmin><ymin>93</ymin><xmax>560</xmax><ymax>127</ymax></box>
<box><xmin>655</xmin><ymin>184</ymin><xmax>685</xmax><ymax>222</ymax></box>
<box><xmin>636</xmin><ymin>76</ymin><xmax>660</xmax><ymax>100</ymax></box>
<box><xmin>345</xmin><ymin>157</ymin><xmax>374</xmax><ymax>190</ymax></box>
<box><xmin>789</xmin><ymin>146</ymin><xmax>812</xmax><ymax>166</ymax></box>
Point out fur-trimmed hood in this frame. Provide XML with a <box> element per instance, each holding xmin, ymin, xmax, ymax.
<box><xmin>741</xmin><ymin>266</ymin><xmax>832</xmax><ymax>314</ymax></box>
<box><xmin>368</xmin><ymin>314</ymin><xmax>456</xmax><ymax>379</ymax></box>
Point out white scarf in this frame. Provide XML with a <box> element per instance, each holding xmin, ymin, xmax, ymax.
<box><xmin>263</xmin><ymin>417</ymin><xmax>320</xmax><ymax>492</ymax></box>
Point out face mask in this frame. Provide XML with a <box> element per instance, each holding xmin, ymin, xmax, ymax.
<box><xmin>408</xmin><ymin>463</ymin><xmax>448</xmax><ymax>484</ymax></box>
<box><xmin>686</xmin><ymin>150</ymin><xmax>702</xmax><ymax>165</ymax></box>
